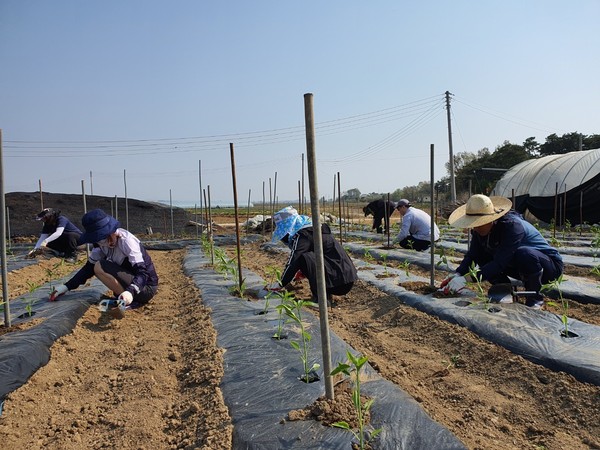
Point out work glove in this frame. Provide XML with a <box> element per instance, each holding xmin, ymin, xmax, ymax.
<box><xmin>293</xmin><ymin>270</ymin><xmax>305</xmax><ymax>282</ymax></box>
<box><xmin>49</xmin><ymin>284</ymin><xmax>68</xmax><ymax>301</ymax></box>
<box><xmin>439</xmin><ymin>273</ymin><xmax>467</xmax><ymax>294</ymax></box>
<box><xmin>447</xmin><ymin>276</ymin><xmax>468</xmax><ymax>293</ymax></box>
<box><xmin>118</xmin><ymin>290</ymin><xmax>134</xmax><ymax>306</ymax></box>
<box><xmin>264</xmin><ymin>282</ymin><xmax>282</xmax><ymax>292</ymax></box>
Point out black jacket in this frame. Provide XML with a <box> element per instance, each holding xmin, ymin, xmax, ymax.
<box><xmin>281</xmin><ymin>223</ymin><xmax>357</xmax><ymax>288</ymax></box>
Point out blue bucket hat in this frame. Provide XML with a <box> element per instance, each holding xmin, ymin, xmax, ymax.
<box><xmin>79</xmin><ymin>209</ymin><xmax>120</xmax><ymax>244</ymax></box>
<box><xmin>272</xmin><ymin>206</ymin><xmax>312</xmax><ymax>242</ymax></box>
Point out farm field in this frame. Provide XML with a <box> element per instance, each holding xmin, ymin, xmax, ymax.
<box><xmin>1</xmin><ymin>203</ymin><xmax>600</xmax><ymax>449</ymax></box>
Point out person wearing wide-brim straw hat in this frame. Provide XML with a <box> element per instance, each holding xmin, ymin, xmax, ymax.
<box><xmin>447</xmin><ymin>195</ymin><xmax>513</xmax><ymax>229</ymax></box>
<box><xmin>440</xmin><ymin>194</ymin><xmax>563</xmax><ymax>309</ymax></box>
<box><xmin>47</xmin><ymin>209</ymin><xmax>159</xmax><ymax>307</ymax></box>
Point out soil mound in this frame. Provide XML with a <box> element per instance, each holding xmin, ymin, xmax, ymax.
<box><xmin>6</xmin><ymin>191</ymin><xmax>193</xmax><ymax>238</ymax></box>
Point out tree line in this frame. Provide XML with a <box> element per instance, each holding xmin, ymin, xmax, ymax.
<box><xmin>343</xmin><ymin>132</ymin><xmax>600</xmax><ymax>203</ymax></box>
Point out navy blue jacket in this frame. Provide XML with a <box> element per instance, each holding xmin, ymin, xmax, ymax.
<box><xmin>456</xmin><ymin>211</ymin><xmax>562</xmax><ymax>281</ymax></box>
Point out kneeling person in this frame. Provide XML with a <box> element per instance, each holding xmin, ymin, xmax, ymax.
<box><xmin>269</xmin><ymin>206</ymin><xmax>358</xmax><ymax>301</ymax></box>
<box><xmin>49</xmin><ymin>209</ymin><xmax>159</xmax><ymax>306</ymax></box>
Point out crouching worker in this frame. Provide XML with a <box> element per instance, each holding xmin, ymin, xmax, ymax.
<box><xmin>363</xmin><ymin>199</ymin><xmax>396</xmax><ymax>234</ymax></box>
<box><xmin>440</xmin><ymin>194</ymin><xmax>563</xmax><ymax>309</ymax></box>
<box><xmin>29</xmin><ymin>208</ymin><xmax>82</xmax><ymax>262</ymax></box>
<box><xmin>394</xmin><ymin>199</ymin><xmax>440</xmax><ymax>251</ymax></box>
<box><xmin>266</xmin><ymin>206</ymin><xmax>358</xmax><ymax>303</ymax></box>
<box><xmin>49</xmin><ymin>209</ymin><xmax>159</xmax><ymax>307</ymax></box>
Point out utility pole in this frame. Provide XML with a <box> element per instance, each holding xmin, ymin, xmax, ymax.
<box><xmin>445</xmin><ymin>91</ymin><xmax>456</xmax><ymax>202</ymax></box>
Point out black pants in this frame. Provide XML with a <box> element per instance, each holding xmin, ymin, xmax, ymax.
<box><xmin>99</xmin><ymin>260</ymin><xmax>158</xmax><ymax>305</ymax></box>
<box><xmin>297</xmin><ymin>252</ymin><xmax>354</xmax><ymax>298</ymax></box>
<box><xmin>480</xmin><ymin>247</ymin><xmax>563</xmax><ymax>295</ymax></box>
<box><xmin>398</xmin><ymin>236</ymin><xmax>431</xmax><ymax>252</ymax></box>
<box><xmin>47</xmin><ymin>231</ymin><xmax>81</xmax><ymax>257</ymax></box>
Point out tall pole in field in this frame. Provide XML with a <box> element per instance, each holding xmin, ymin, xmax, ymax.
<box><xmin>430</xmin><ymin>144</ymin><xmax>435</xmax><ymax>287</ymax></box>
<box><xmin>124</xmin><ymin>169</ymin><xmax>129</xmax><ymax>230</ymax></box>
<box><xmin>262</xmin><ymin>181</ymin><xmax>266</xmax><ymax>237</ymax></box>
<box><xmin>0</xmin><ymin>130</ymin><xmax>10</xmax><ymax>327</ymax></box>
<box><xmin>169</xmin><ymin>189</ymin><xmax>174</xmax><ymax>239</ymax></box>
<box><xmin>445</xmin><ymin>91</ymin><xmax>456</xmax><ymax>202</ymax></box>
<box><xmin>198</xmin><ymin>160</ymin><xmax>204</xmax><ymax>229</ymax></box>
<box><xmin>229</xmin><ymin>144</ymin><xmax>244</xmax><ymax>291</ymax></box>
<box><xmin>337</xmin><ymin>172</ymin><xmax>342</xmax><ymax>243</ymax></box>
<box><xmin>81</xmin><ymin>180</ymin><xmax>89</xmax><ymax>258</ymax></box>
<box><xmin>304</xmin><ymin>93</ymin><xmax>334</xmax><ymax>400</ymax></box>
<box><xmin>39</xmin><ymin>179</ymin><xmax>43</xmax><ymax>210</ymax></box>
<box><xmin>301</xmin><ymin>153</ymin><xmax>305</xmax><ymax>214</ymax></box>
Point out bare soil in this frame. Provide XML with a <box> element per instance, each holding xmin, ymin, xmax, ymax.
<box><xmin>1</xmin><ymin>203</ymin><xmax>600</xmax><ymax>450</ymax></box>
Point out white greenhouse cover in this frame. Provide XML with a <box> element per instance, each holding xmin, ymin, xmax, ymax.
<box><xmin>492</xmin><ymin>148</ymin><xmax>600</xmax><ymax>197</ymax></box>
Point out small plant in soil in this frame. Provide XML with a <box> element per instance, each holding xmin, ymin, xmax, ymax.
<box><xmin>435</xmin><ymin>247</ymin><xmax>448</xmax><ymax>268</ymax></box>
<box><xmin>262</xmin><ymin>266</ymin><xmax>283</xmax><ymax>314</ymax></box>
<box><xmin>23</xmin><ymin>281</ymin><xmax>41</xmax><ymax>317</ymax></box>
<box><xmin>278</xmin><ymin>297</ymin><xmax>320</xmax><ymax>382</ymax></box>
<box><xmin>542</xmin><ymin>274</ymin><xmax>571</xmax><ymax>337</ymax></box>
<box><xmin>399</xmin><ymin>260</ymin><xmax>410</xmax><ymax>277</ymax></box>
<box><xmin>363</xmin><ymin>248</ymin><xmax>374</xmax><ymax>261</ymax></box>
<box><xmin>272</xmin><ymin>289</ymin><xmax>295</xmax><ymax>340</ymax></box>
<box><xmin>380</xmin><ymin>253</ymin><xmax>389</xmax><ymax>275</ymax></box>
<box><xmin>592</xmin><ymin>231</ymin><xmax>600</xmax><ymax>261</ymax></box>
<box><xmin>331</xmin><ymin>350</ymin><xmax>382</xmax><ymax>450</ymax></box>
<box><xmin>443</xmin><ymin>353</ymin><xmax>461</xmax><ymax>370</ymax></box>
<box><xmin>466</xmin><ymin>262</ymin><xmax>489</xmax><ymax>309</ymax></box>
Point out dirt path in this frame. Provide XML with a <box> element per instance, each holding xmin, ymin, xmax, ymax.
<box><xmin>2</xmin><ymin>231</ymin><xmax>600</xmax><ymax>449</ymax></box>
<box><xmin>0</xmin><ymin>249</ymin><xmax>232</xmax><ymax>450</ymax></box>
<box><xmin>229</xmin><ymin>239</ymin><xmax>600</xmax><ymax>450</ymax></box>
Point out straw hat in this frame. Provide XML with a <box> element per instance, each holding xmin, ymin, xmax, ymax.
<box><xmin>448</xmin><ymin>194</ymin><xmax>512</xmax><ymax>229</ymax></box>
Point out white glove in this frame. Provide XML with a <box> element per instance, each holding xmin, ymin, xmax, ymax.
<box><xmin>118</xmin><ymin>290</ymin><xmax>134</xmax><ymax>306</ymax></box>
<box><xmin>447</xmin><ymin>276</ymin><xmax>468</xmax><ymax>294</ymax></box>
<box><xmin>439</xmin><ymin>273</ymin><xmax>459</xmax><ymax>291</ymax></box>
<box><xmin>49</xmin><ymin>284</ymin><xmax>68</xmax><ymax>301</ymax></box>
<box><xmin>40</xmin><ymin>241</ymin><xmax>48</xmax><ymax>247</ymax></box>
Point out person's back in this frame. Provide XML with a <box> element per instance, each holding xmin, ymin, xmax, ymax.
<box><xmin>299</xmin><ymin>223</ymin><xmax>357</xmax><ymax>289</ymax></box>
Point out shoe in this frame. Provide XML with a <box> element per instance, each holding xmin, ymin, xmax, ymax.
<box><xmin>525</xmin><ymin>298</ymin><xmax>544</xmax><ymax>309</ymax></box>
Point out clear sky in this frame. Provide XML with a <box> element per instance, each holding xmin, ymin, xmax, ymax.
<box><xmin>1</xmin><ymin>1</ymin><xmax>598</xmax><ymax>206</ymax></box>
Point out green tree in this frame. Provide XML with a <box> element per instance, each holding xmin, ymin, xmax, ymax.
<box><xmin>343</xmin><ymin>188</ymin><xmax>362</xmax><ymax>201</ymax></box>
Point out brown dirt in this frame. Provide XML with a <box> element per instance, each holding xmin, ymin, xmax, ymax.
<box><xmin>0</xmin><ymin>249</ymin><xmax>232</xmax><ymax>450</ymax></box>
<box><xmin>2</xmin><ymin>199</ymin><xmax>600</xmax><ymax>450</ymax></box>
<box><xmin>226</xmin><ymin>239</ymin><xmax>600</xmax><ymax>450</ymax></box>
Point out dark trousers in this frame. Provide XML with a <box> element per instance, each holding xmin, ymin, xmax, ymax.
<box><xmin>297</xmin><ymin>252</ymin><xmax>354</xmax><ymax>298</ymax></box>
<box><xmin>398</xmin><ymin>236</ymin><xmax>431</xmax><ymax>252</ymax></box>
<box><xmin>481</xmin><ymin>247</ymin><xmax>563</xmax><ymax>294</ymax></box>
<box><xmin>47</xmin><ymin>231</ymin><xmax>81</xmax><ymax>257</ymax></box>
<box><xmin>99</xmin><ymin>260</ymin><xmax>158</xmax><ymax>305</ymax></box>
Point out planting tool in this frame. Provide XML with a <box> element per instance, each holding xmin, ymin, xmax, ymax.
<box><xmin>487</xmin><ymin>283</ymin><xmax>538</xmax><ymax>304</ymax></box>
<box><xmin>98</xmin><ymin>298</ymin><xmax>126</xmax><ymax>319</ymax></box>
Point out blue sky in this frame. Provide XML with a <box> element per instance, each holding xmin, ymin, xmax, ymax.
<box><xmin>1</xmin><ymin>1</ymin><xmax>598</xmax><ymax>205</ymax></box>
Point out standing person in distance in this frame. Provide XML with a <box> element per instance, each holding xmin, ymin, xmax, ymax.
<box><xmin>440</xmin><ymin>194</ymin><xmax>563</xmax><ymax>309</ymax></box>
<box><xmin>266</xmin><ymin>206</ymin><xmax>358</xmax><ymax>303</ymax></box>
<box><xmin>394</xmin><ymin>199</ymin><xmax>440</xmax><ymax>251</ymax></box>
<box><xmin>29</xmin><ymin>208</ymin><xmax>82</xmax><ymax>263</ymax></box>
<box><xmin>362</xmin><ymin>199</ymin><xmax>396</xmax><ymax>234</ymax></box>
<box><xmin>49</xmin><ymin>209</ymin><xmax>159</xmax><ymax>307</ymax></box>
